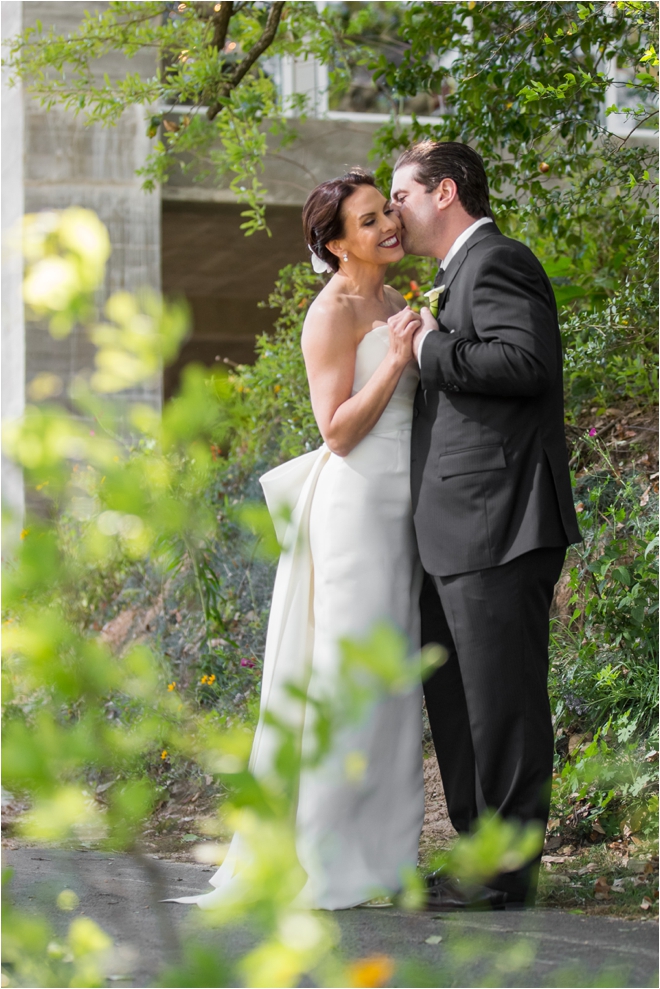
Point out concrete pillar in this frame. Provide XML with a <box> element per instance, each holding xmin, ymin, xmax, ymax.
<box><xmin>1</xmin><ymin>0</ymin><xmax>25</xmax><ymax>528</ymax></box>
<box><xmin>22</xmin><ymin>2</ymin><xmax>162</xmax><ymax>421</ymax></box>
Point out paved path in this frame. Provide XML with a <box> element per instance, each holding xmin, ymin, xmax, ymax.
<box><xmin>4</xmin><ymin>848</ymin><xmax>658</xmax><ymax>988</ymax></box>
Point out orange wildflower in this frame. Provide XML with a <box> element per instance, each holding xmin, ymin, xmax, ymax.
<box><xmin>347</xmin><ymin>955</ymin><xmax>395</xmax><ymax>988</ymax></box>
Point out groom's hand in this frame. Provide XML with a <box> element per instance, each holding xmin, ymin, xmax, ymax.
<box><xmin>412</xmin><ymin>307</ymin><xmax>439</xmax><ymax>361</ymax></box>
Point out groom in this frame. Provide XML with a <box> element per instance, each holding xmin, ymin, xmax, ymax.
<box><xmin>388</xmin><ymin>141</ymin><xmax>581</xmax><ymax>909</ymax></box>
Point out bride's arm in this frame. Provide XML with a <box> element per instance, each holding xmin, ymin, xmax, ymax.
<box><xmin>302</xmin><ymin>299</ymin><xmax>419</xmax><ymax>458</ymax></box>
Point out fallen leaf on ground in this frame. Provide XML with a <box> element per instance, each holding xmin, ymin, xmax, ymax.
<box><xmin>627</xmin><ymin>859</ymin><xmax>649</xmax><ymax>874</ymax></box>
<box><xmin>640</xmin><ymin>897</ymin><xmax>652</xmax><ymax>910</ymax></box>
<box><xmin>594</xmin><ymin>876</ymin><xmax>611</xmax><ymax>900</ymax></box>
<box><xmin>568</xmin><ymin>733</ymin><xmax>593</xmax><ymax>755</ymax></box>
<box><xmin>576</xmin><ymin>862</ymin><xmax>599</xmax><ymax>875</ymax></box>
<box><xmin>542</xmin><ymin>855</ymin><xmax>567</xmax><ymax>864</ymax></box>
<box><xmin>425</xmin><ymin>935</ymin><xmax>443</xmax><ymax>944</ymax></box>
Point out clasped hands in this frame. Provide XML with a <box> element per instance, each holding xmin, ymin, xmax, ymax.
<box><xmin>386</xmin><ymin>306</ymin><xmax>439</xmax><ymax>363</ymax></box>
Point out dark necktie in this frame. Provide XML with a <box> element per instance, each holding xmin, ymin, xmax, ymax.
<box><xmin>433</xmin><ymin>266</ymin><xmax>446</xmax><ymax>289</ymax></box>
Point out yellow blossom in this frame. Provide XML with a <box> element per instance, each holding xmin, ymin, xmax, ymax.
<box><xmin>20</xmin><ymin>529</ymin><xmax>29</xmax><ymax>540</ymax></box>
<box><xmin>167</xmin><ymin>681</ymin><xmax>176</xmax><ymax>691</ymax></box>
<box><xmin>161</xmin><ymin>749</ymin><xmax>168</xmax><ymax>760</ymax></box>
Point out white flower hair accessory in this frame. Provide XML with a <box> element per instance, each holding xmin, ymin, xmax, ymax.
<box><xmin>308</xmin><ymin>245</ymin><xmax>334</xmax><ymax>274</ymax></box>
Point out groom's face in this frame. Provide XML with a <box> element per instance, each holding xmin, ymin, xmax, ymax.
<box><xmin>390</xmin><ymin>164</ymin><xmax>442</xmax><ymax>258</ymax></box>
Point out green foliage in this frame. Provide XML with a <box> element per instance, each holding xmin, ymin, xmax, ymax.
<box><xmin>226</xmin><ymin>262</ymin><xmax>323</xmax><ymax>469</ymax></box>
<box><xmin>561</xmin><ymin>278</ymin><xmax>658</xmax><ymax>414</ymax></box>
<box><xmin>368</xmin><ymin>0</ymin><xmax>658</xmax><ymax>417</ymax></box>
<box><xmin>0</xmin><ymin>209</ymin><xmax>487</xmax><ymax>987</ymax></box>
<box><xmin>550</xmin><ymin>714</ymin><xmax>658</xmax><ymax>841</ymax></box>
<box><xmin>2</xmin><ymin>879</ymin><xmax>113</xmax><ymax>989</ymax></box>
<box><xmin>3</xmin><ymin>2</ymin><xmax>296</xmax><ymax>231</ymax></box>
<box><xmin>547</xmin><ymin>450</ymin><xmax>658</xmax><ymax>844</ymax></box>
<box><xmin>2</xmin><ymin>2</ymin><xmax>404</xmax><ymax>233</ymax></box>
<box><xmin>429</xmin><ymin>812</ymin><xmax>545</xmax><ymax>888</ymax></box>
<box><xmin>5</xmin><ymin>206</ymin><xmax>614</xmax><ymax>987</ymax></box>
<box><xmin>550</xmin><ymin>466</ymin><xmax>658</xmax><ymax>735</ymax></box>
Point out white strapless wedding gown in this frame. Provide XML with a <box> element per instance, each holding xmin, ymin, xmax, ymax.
<box><xmin>177</xmin><ymin>323</ymin><xmax>424</xmax><ymax>910</ymax></box>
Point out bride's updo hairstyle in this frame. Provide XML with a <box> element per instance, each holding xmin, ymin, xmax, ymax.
<box><xmin>302</xmin><ymin>168</ymin><xmax>376</xmax><ymax>273</ymax></box>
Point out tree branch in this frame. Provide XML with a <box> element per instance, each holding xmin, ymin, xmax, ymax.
<box><xmin>210</xmin><ymin>0</ymin><xmax>233</xmax><ymax>51</ymax></box>
<box><xmin>207</xmin><ymin>0</ymin><xmax>285</xmax><ymax>121</ymax></box>
<box><xmin>614</xmin><ymin>108</ymin><xmax>659</xmax><ymax>149</ymax></box>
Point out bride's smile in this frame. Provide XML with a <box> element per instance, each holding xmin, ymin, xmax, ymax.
<box><xmin>323</xmin><ymin>183</ymin><xmax>405</xmax><ymax>270</ymax></box>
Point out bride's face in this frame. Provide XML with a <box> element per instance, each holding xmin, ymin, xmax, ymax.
<box><xmin>328</xmin><ymin>185</ymin><xmax>404</xmax><ymax>267</ymax></box>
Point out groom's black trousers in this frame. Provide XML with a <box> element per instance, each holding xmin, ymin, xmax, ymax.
<box><xmin>421</xmin><ymin>546</ymin><xmax>566</xmax><ymax>899</ymax></box>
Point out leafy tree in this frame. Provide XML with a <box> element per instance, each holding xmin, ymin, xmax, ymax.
<box><xmin>3</xmin><ymin>1</ymin><xmax>397</xmax><ymax>233</ymax></box>
<box><xmin>369</xmin><ymin>0</ymin><xmax>658</xmax><ymax>414</ymax></box>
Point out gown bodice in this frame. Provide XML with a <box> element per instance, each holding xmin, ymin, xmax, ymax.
<box><xmin>352</xmin><ymin>323</ymin><xmax>419</xmax><ymax>435</ymax></box>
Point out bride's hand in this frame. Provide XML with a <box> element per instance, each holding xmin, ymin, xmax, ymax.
<box><xmin>386</xmin><ymin>307</ymin><xmax>422</xmax><ymax>367</ymax></box>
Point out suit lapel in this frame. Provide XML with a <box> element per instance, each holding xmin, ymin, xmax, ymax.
<box><xmin>437</xmin><ymin>222</ymin><xmax>502</xmax><ymax>297</ymax></box>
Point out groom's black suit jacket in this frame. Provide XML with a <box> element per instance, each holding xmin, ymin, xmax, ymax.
<box><xmin>412</xmin><ymin>222</ymin><xmax>581</xmax><ymax>576</ymax></box>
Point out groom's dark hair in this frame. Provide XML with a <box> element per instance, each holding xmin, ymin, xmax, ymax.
<box><xmin>395</xmin><ymin>141</ymin><xmax>493</xmax><ymax>220</ymax></box>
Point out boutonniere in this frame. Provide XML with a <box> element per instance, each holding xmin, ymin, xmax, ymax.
<box><xmin>424</xmin><ymin>285</ymin><xmax>445</xmax><ymax>319</ymax></box>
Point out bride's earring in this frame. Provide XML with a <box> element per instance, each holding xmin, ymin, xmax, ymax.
<box><xmin>343</xmin><ymin>252</ymin><xmax>348</xmax><ymax>262</ymax></box>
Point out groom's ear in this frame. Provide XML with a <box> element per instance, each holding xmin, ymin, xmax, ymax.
<box><xmin>435</xmin><ymin>178</ymin><xmax>459</xmax><ymax>212</ymax></box>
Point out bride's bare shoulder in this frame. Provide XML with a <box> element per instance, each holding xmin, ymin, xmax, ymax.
<box><xmin>302</xmin><ymin>281</ymin><xmax>358</xmax><ymax>351</ymax></box>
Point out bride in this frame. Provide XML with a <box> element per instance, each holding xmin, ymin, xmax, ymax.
<box><xmin>179</xmin><ymin>169</ymin><xmax>425</xmax><ymax>911</ymax></box>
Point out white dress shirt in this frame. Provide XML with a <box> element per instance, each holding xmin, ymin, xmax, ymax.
<box><xmin>417</xmin><ymin>216</ymin><xmax>493</xmax><ymax>366</ymax></box>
